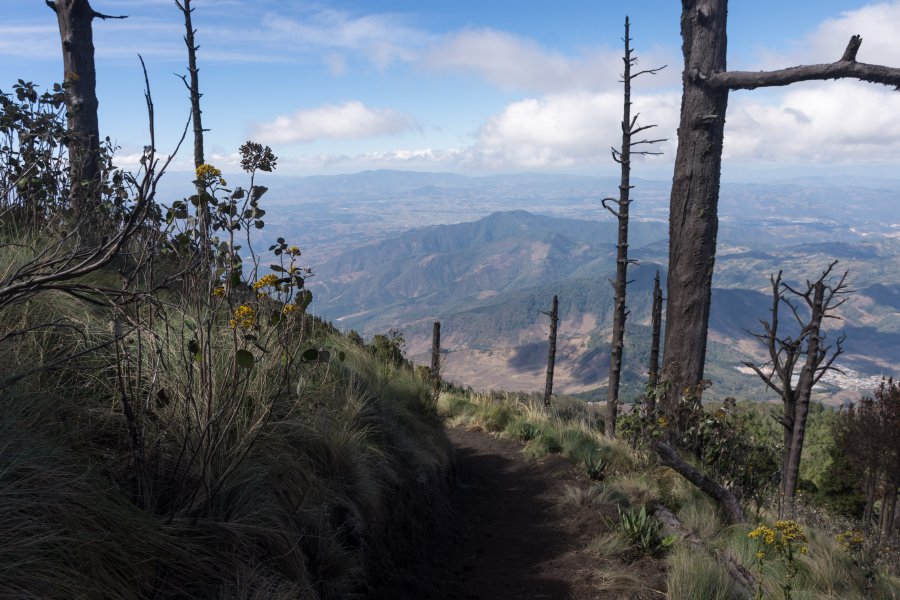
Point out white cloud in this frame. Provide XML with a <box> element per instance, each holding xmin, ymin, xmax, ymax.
<box><xmin>725</xmin><ymin>81</ymin><xmax>900</xmax><ymax>162</ymax></box>
<box><xmin>250</xmin><ymin>101</ymin><xmax>418</xmax><ymax>144</ymax></box>
<box><xmin>468</xmin><ymin>91</ymin><xmax>680</xmax><ymax>169</ymax></box>
<box><xmin>752</xmin><ymin>2</ymin><xmax>900</xmax><ymax>69</ymax></box>
<box><xmin>257</xmin><ymin>8</ymin><xmax>430</xmax><ymax>69</ymax></box>
<box><xmin>424</xmin><ymin>28</ymin><xmax>676</xmax><ymax>93</ymax></box>
<box><xmin>799</xmin><ymin>2</ymin><xmax>900</xmax><ymax>66</ymax></box>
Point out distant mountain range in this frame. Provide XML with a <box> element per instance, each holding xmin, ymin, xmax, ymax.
<box><xmin>307</xmin><ymin>204</ymin><xmax>900</xmax><ymax>404</ymax></box>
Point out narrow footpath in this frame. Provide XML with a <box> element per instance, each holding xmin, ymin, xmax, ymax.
<box><xmin>370</xmin><ymin>426</ymin><xmax>666</xmax><ymax>600</ymax></box>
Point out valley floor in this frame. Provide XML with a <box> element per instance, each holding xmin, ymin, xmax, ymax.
<box><xmin>371</xmin><ymin>426</ymin><xmax>666</xmax><ymax>599</ymax></box>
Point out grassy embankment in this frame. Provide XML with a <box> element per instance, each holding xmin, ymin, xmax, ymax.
<box><xmin>0</xmin><ymin>234</ymin><xmax>452</xmax><ymax>598</ymax></box>
<box><xmin>438</xmin><ymin>391</ymin><xmax>900</xmax><ymax>599</ymax></box>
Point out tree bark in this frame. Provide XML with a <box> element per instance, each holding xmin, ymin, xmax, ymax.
<box><xmin>662</xmin><ymin>1</ymin><xmax>730</xmax><ymax>410</ymax></box>
<box><xmin>430</xmin><ymin>320</ymin><xmax>441</xmax><ymax>402</ymax></box>
<box><xmin>605</xmin><ymin>18</ymin><xmax>636</xmax><ymax>438</ymax></box>
<box><xmin>604</xmin><ymin>18</ymin><xmax>665</xmax><ymax>435</ymax></box>
<box><xmin>176</xmin><ymin>0</ymin><xmax>205</xmax><ymax>170</ymax></box>
<box><xmin>664</xmin><ymin>1</ymin><xmax>900</xmax><ymax>418</ymax></box>
<box><xmin>881</xmin><ymin>483</ymin><xmax>898</xmax><ymax>539</ymax></box>
<box><xmin>47</xmin><ymin>0</ymin><xmax>121</xmax><ymax>221</ymax></box>
<box><xmin>543</xmin><ymin>295</ymin><xmax>558</xmax><ymax>407</ymax></box>
<box><xmin>782</xmin><ymin>282</ymin><xmax>825</xmax><ymax>508</ymax></box>
<box><xmin>651</xmin><ymin>438</ymin><xmax>747</xmax><ymax>524</ymax></box>
<box><xmin>648</xmin><ymin>270</ymin><xmax>663</xmax><ymax>403</ymax></box>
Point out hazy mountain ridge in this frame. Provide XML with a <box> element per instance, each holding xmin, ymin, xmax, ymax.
<box><xmin>305</xmin><ymin>193</ymin><xmax>900</xmax><ymax>402</ymax></box>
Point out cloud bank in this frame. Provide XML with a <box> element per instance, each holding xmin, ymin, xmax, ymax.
<box><xmin>250</xmin><ymin>101</ymin><xmax>418</xmax><ymax>144</ymax></box>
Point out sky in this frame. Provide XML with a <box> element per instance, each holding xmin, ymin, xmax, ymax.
<box><xmin>3</xmin><ymin>0</ymin><xmax>900</xmax><ymax>179</ymax></box>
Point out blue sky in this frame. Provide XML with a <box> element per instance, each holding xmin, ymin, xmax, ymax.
<box><xmin>3</xmin><ymin>1</ymin><xmax>900</xmax><ymax>178</ymax></box>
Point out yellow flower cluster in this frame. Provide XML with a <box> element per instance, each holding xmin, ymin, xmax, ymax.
<box><xmin>211</xmin><ymin>286</ymin><xmax>225</xmax><ymax>297</ymax></box>
<box><xmin>749</xmin><ymin>520</ymin><xmax>808</xmax><ymax>555</ymax></box>
<box><xmin>229</xmin><ymin>305</ymin><xmax>256</xmax><ymax>330</ymax></box>
<box><xmin>287</xmin><ymin>245</ymin><xmax>301</xmax><ymax>256</ymax></box>
<box><xmin>749</xmin><ymin>524</ymin><xmax>776</xmax><ymax>545</ymax></box>
<box><xmin>657</xmin><ymin>416</ymin><xmax>669</xmax><ymax>429</ymax></box>
<box><xmin>774</xmin><ymin>520</ymin><xmax>806</xmax><ymax>544</ymax></box>
<box><xmin>282</xmin><ymin>303</ymin><xmax>299</xmax><ymax>315</ymax></box>
<box><xmin>252</xmin><ymin>274</ymin><xmax>280</xmax><ymax>290</ymax></box>
<box><xmin>195</xmin><ymin>163</ymin><xmax>227</xmax><ymax>186</ymax></box>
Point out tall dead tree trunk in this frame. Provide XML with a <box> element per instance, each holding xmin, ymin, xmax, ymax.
<box><xmin>664</xmin><ymin>0</ymin><xmax>900</xmax><ymax>416</ymax></box>
<box><xmin>46</xmin><ymin>0</ymin><xmax>125</xmax><ymax>222</ymax></box>
<box><xmin>744</xmin><ymin>262</ymin><xmax>848</xmax><ymax>513</ymax></box>
<box><xmin>430</xmin><ymin>320</ymin><xmax>441</xmax><ymax>402</ymax></box>
<box><xmin>543</xmin><ymin>295</ymin><xmax>558</xmax><ymax>408</ymax></box>
<box><xmin>603</xmin><ymin>17</ymin><xmax>665</xmax><ymax>438</ymax></box>
<box><xmin>176</xmin><ymin>0</ymin><xmax>205</xmax><ymax>171</ymax></box>
<box><xmin>647</xmin><ymin>270</ymin><xmax>663</xmax><ymax>411</ymax></box>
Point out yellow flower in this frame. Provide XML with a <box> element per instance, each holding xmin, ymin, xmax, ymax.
<box><xmin>749</xmin><ymin>525</ymin><xmax>776</xmax><ymax>545</ymax></box>
<box><xmin>252</xmin><ymin>274</ymin><xmax>280</xmax><ymax>290</ymax></box>
<box><xmin>229</xmin><ymin>305</ymin><xmax>256</xmax><ymax>330</ymax></box>
<box><xmin>195</xmin><ymin>163</ymin><xmax>226</xmax><ymax>186</ymax></box>
<box><xmin>756</xmin><ymin>550</ymin><xmax>766</xmax><ymax>560</ymax></box>
<box><xmin>282</xmin><ymin>303</ymin><xmax>299</xmax><ymax>315</ymax></box>
<box><xmin>287</xmin><ymin>245</ymin><xmax>301</xmax><ymax>256</ymax></box>
<box><xmin>657</xmin><ymin>416</ymin><xmax>668</xmax><ymax>429</ymax></box>
<box><xmin>211</xmin><ymin>286</ymin><xmax>225</xmax><ymax>297</ymax></box>
<box><xmin>774</xmin><ymin>520</ymin><xmax>807</xmax><ymax>544</ymax></box>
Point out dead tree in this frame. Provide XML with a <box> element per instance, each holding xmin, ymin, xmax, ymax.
<box><xmin>602</xmin><ymin>17</ymin><xmax>665</xmax><ymax>437</ymax></box>
<box><xmin>647</xmin><ymin>270</ymin><xmax>663</xmax><ymax>411</ymax></box>
<box><xmin>663</xmin><ymin>1</ymin><xmax>900</xmax><ymax>410</ymax></box>
<box><xmin>542</xmin><ymin>295</ymin><xmax>558</xmax><ymax>408</ymax></box>
<box><xmin>175</xmin><ymin>0</ymin><xmax>205</xmax><ymax>172</ymax></box>
<box><xmin>744</xmin><ymin>261</ymin><xmax>849</xmax><ymax>512</ymax></box>
<box><xmin>46</xmin><ymin>0</ymin><xmax>125</xmax><ymax>221</ymax></box>
<box><xmin>430</xmin><ymin>320</ymin><xmax>441</xmax><ymax>402</ymax></box>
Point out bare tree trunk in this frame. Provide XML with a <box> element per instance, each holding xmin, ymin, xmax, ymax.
<box><xmin>605</xmin><ymin>18</ymin><xmax>634</xmax><ymax>438</ymax></box>
<box><xmin>543</xmin><ymin>295</ymin><xmax>558</xmax><ymax>408</ymax></box>
<box><xmin>881</xmin><ymin>483</ymin><xmax>898</xmax><ymax>539</ymax></box>
<box><xmin>430</xmin><ymin>320</ymin><xmax>441</xmax><ymax>402</ymax></box>
<box><xmin>46</xmin><ymin>0</ymin><xmax>124</xmax><ymax>222</ymax></box>
<box><xmin>664</xmin><ymin>0</ymin><xmax>900</xmax><ymax>414</ymax></box>
<box><xmin>648</xmin><ymin>270</ymin><xmax>663</xmax><ymax>403</ymax></box>
<box><xmin>783</xmin><ymin>282</ymin><xmax>826</xmax><ymax>509</ymax></box>
<box><xmin>651</xmin><ymin>439</ymin><xmax>746</xmax><ymax>524</ymax></box>
<box><xmin>863</xmin><ymin>465</ymin><xmax>879</xmax><ymax>528</ymax></box>
<box><xmin>661</xmin><ymin>1</ymin><xmax>730</xmax><ymax>408</ymax></box>
<box><xmin>604</xmin><ymin>17</ymin><xmax>664</xmax><ymax>437</ymax></box>
<box><xmin>176</xmin><ymin>0</ymin><xmax>205</xmax><ymax>170</ymax></box>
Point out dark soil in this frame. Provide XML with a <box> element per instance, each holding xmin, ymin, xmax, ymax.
<box><xmin>368</xmin><ymin>426</ymin><xmax>667</xmax><ymax>600</ymax></box>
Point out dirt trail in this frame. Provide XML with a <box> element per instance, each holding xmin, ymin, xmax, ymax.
<box><xmin>370</xmin><ymin>426</ymin><xmax>665</xmax><ymax>599</ymax></box>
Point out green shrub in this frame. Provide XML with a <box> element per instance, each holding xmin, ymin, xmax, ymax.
<box><xmin>615</xmin><ymin>505</ymin><xmax>676</xmax><ymax>555</ymax></box>
<box><xmin>524</xmin><ymin>429</ymin><xmax>563</xmax><ymax>457</ymax></box>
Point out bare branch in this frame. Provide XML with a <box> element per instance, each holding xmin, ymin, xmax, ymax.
<box><xmin>91</xmin><ymin>8</ymin><xmax>128</xmax><ymax>20</ymax></box>
<box><xmin>631</xmin><ymin>65</ymin><xmax>667</xmax><ymax>78</ymax></box>
<box><xmin>601</xmin><ymin>197</ymin><xmax>621</xmax><ymax>218</ymax></box>
<box><xmin>743</xmin><ymin>361</ymin><xmax>785</xmax><ymax>396</ymax></box>
<box><xmin>630</xmin><ymin>138</ymin><xmax>668</xmax><ymax>147</ymax></box>
<box><xmin>708</xmin><ymin>35</ymin><xmax>900</xmax><ymax>90</ymax></box>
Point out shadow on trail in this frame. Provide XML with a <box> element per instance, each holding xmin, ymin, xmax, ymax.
<box><xmin>369</xmin><ymin>426</ymin><xmax>586</xmax><ymax>599</ymax></box>
<box><xmin>441</xmin><ymin>441</ymin><xmax>576</xmax><ymax>600</ymax></box>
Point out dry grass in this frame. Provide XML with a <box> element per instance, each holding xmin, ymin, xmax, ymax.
<box><xmin>0</xmin><ymin>280</ymin><xmax>452</xmax><ymax>600</ymax></box>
